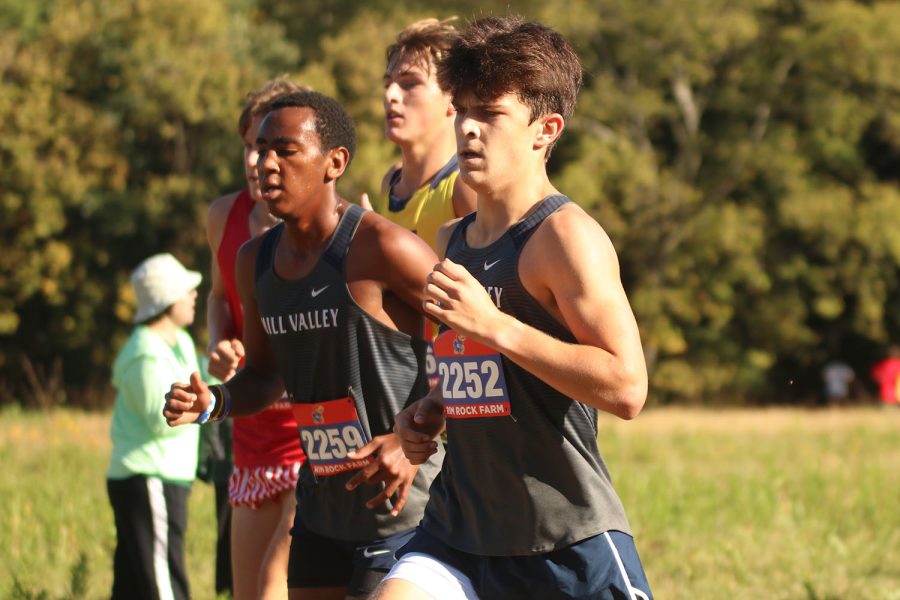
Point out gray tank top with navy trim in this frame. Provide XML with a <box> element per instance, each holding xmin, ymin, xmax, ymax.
<box><xmin>421</xmin><ymin>195</ymin><xmax>632</xmax><ymax>555</ymax></box>
<box><xmin>254</xmin><ymin>204</ymin><xmax>443</xmax><ymax>541</ymax></box>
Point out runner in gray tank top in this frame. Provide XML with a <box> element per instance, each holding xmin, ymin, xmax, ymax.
<box><xmin>377</xmin><ymin>17</ymin><xmax>653</xmax><ymax>600</ymax></box>
<box><xmin>164</xmin><ymin>91</ymin><xmax>444</xmax><ymax>600</ymax></box>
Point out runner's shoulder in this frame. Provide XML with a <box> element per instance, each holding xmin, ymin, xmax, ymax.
<box><xmin>435</xmin><ymin>216</ymin><xmax>466</xmax><ymax>259</ymax></box>
<box><xmin>235</xmin><ymin>229</ymin><xmax>268</xmax><ymax>266</ymax></box>
<box><xmin>207</xmin><ymin>190</ymin><xmax>243</xmax><ymax>239</ymax></box>
<box><xmin>526</xmin><ymin>201</ymin><xmax>618</xmax><ymax>278</ymax></box>
<box><xmin>209</xmin><ymin>190</ymin><xmax>242</xmax><ymax>221</ymax></box>
<box><xmin>356</xmin><ymin>208</ymin><xmax>436</xmax><ymax>263</ymax></box>
<box><xmin>536</xmin><ymin>201</ymin><xmax>613</xmax><ymax>252</ymax></box>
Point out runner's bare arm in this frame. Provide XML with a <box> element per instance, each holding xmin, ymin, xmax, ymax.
<box><xmin>434</xmin><ymin>217</ymin><xmax>463</xmax><ymax>261</ymax></box>
<box><xmin>339</xmin><ymin>214</ymin><xmax>440</xmax><ymax>508</ymax></box>
<box><xmin>424</xmin><ymin>205</ymin><xmax>647</xmax><ymax>419</ymax></box>
<box><xmin>217</xmin><ymin>235</ymin><xmax>286</xmax><ymax>415</ymax></box>
<box><xmin>390</xmin><ymin>218</ymin><xmax>458</xmax><ymax>454</ymax></box>
<box><xmin>164</xmin><ymin>235</ymin><xmax>284</xmax><ymax>425</ymax></box>
<box><xmin>206</xmin><ymin>193</ymin><xmax>244</xmax><ymax>380</ymax></box>
<box><xmin>344</xmin><ymin>432</ymin><xmax>420</xmax><ymax>517</ymax></box>
<box><xmin>348</xmin><ymin>213</ymin><xmax>438</xmax><ymax>337</ymax></box>
<box><xmin>380</xmin><ymin>220</ymin><xmax>439</xmax><ymax>317</ymax></box>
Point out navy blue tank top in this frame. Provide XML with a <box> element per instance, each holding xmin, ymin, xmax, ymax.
<box><xmin>421</xmin><ymin>195</ymin><xmax>631</xmax><ymax>555</ymax></box>
<box><xmin>255</xmin><ymin>204</ymin><xmax>443</xmax><ymax>541</ymax></box>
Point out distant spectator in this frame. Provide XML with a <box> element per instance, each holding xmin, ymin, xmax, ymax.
<box><xmin>107</xmin><ymin>253</ymin><xmax>202</xmax><ymax>600</ymax></box>
<box><xmin>871</xmin><ymin>346</ymin><xmax>900</xmax><ymax>405</ymax></box>
<box><xmin>821</xmin><ymin>360</ymin><xmax>855</xmax><ymax>404</ymax></box>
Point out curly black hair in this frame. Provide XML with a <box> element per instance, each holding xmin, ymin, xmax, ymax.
<box><xmin>269</xmin><ymin>91</ymin><xmax>357</xmax><ymax>163</ymax></box>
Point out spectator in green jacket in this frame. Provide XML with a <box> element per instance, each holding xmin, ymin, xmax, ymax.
<box><xmin>107</xmin><ymin>253</ymin><xmax>202</xmax><ymax>600</ymax></box>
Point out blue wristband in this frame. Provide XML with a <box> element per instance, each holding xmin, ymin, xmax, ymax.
<box><xmin>195</xmin><ymin>394</ymin><xmax>216</xmax><ymax>425</ymax></box>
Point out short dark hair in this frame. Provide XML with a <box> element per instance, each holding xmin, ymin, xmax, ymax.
<box><xmin>438</xmin><ymin>16</ymin><xmax>583</xmax><ymax>124</ymax></box>
<box><xmin>269</xmin><ymin>91</ymin><xmax>357</xmax><ymax>164</ymax></box>
<box><xmin>136</xmin><ymin>304</ymin><xmax>174</xmax><ymax>327</ymax></box>
<box><xmin>237</xmin><ymin>78</ymin><xmax>312</xmax><ymax>139</ymax></box>
<box><xmin>386</xmin><ymin>18</ymin><xmax>459</xmax><ymax>74</ymax></box>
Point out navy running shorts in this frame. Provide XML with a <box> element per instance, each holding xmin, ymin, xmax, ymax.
<box><xmin>393</xmin><ymin>526</ymin><xmax>653</xmax><ymax>600</ymax></box>
<box><xmin>288</xmin><ymin>521</ymin><xmax>416</xmax><ymax>597</ymax></box>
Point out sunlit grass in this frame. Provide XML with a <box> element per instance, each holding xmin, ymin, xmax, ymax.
<box><xmin>1</xmin><ymin>406</ymin><xmax>897</xmax><ymax>599</ymax></box>
<box><xmin>0</xmin><ymin>406</ymin><xmax>217</xmax><ymax>599</ymax></box>
<box><xmin>600</xmin><ymin>407</ymin><xmax>900</xmax><ymax>600</ymax></box>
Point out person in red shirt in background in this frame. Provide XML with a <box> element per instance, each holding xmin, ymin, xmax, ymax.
<box><xmin>871</xmin><ymin>346</ymin><xmax>900</xmax><ymax>405</ymax></box>
<box><xmin>206</xmin><ymin>79</ymin><xmax>309</xmax><ymax>600</ymax></box>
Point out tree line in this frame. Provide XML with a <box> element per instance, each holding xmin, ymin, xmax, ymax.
<box><xmin>1</xmin><ymin>0</ymin><xmax>898</xmax><ymax>406</ymax></box>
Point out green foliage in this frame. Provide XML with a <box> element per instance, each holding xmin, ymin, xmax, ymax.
<box><xmin>1</xmin><ymin>0</ymin><xmax>899</xmax><ymax>402</ymax></box>
<box><xmin>0</xmin><ymin>0</ymin><xmax>298</xmax><ymax>398</ymax></box>
<box><xmin>551</xmin><ymin>0</ymin><xmax>900</xmax><ymax>400</ymax></box>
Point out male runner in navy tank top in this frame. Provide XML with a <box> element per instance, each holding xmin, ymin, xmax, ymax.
<box><xmin>206</xmin><ymin>77</ymin><xmax>309</xmax><ymax>600</ymax></box>
<box><xmin>164</xmin><ymin>91</ymin><xmax>444</xmax><ymax>600</ymax></box>
<box><xmin>377</xmin><ymin>17</ymin><xmax>654</xmax><ymax>600</ymax></box>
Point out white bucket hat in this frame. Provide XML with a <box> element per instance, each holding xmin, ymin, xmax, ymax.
<box><xmin>131</xmin><ymin>253</ymin><xmax>202</xmax><ymax>323</ymax></box>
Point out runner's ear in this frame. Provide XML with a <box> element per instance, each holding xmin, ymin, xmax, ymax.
<box><xmin>533</xmin><ymin>113</ymin><xmax>564</xmax><ymax>153</ymax></box>
<box><xmin>325</xmin><ymin>147</ymin><xmax>350</xmax><ymax>182</ymax></box>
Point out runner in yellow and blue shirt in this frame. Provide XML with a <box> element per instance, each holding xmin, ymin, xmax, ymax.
<box><xmin>368</xmin><ymin>18</ymin><xmax>477</xmax><ymax>387</ymax></box>
<box><xmin>375</xmin><ymin>155</ymin><xmax>460</xmax><ymax>255</ymax></box>
<box><xmin>370</xmin><ymin>18</ymin><xmax>476</xmax><ymax>253</ymax></box>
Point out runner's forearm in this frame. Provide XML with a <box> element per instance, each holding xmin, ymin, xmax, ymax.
<box><xmin>220</xmin><ymin>365</ymin><xmax>285</xmax><ymax>417</ymax></box>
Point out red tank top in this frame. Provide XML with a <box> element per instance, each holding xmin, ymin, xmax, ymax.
<box><xmin>217</xmin><ymin>190</ymin><xmax>305</xmax><ymax>468</ymax></box>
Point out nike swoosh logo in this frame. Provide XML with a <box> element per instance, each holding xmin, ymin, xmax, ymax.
<box><xmin>484</xmin><ymin>259</ymin><xmax>501</xmax><ymax>270</ymax></box>
<box><xmin>362</xmin><ymin>548</ymin><xmax>392</xmax><ymax>558</ymax></box>
<box><xmin>311</xmin><ymin>286</ymin><xmax>329</xmax><ymax>298</ymax></box>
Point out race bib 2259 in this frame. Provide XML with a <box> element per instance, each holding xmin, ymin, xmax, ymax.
<box><xmin>292</xmin><ymin>398</ymin><xmax>374</xmax><ymax>476</ymax></box>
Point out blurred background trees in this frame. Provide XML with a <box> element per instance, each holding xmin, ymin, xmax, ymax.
<box><xmin>1</xmin><ymin>0</ymin><xmax>898</xmax><ymax>406</ymax></box>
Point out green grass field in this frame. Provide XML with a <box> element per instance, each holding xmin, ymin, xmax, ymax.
<box><xmin>1</xmin><ymin>406</ymin><xmax>897</xmax><ymax>599</ymax></box>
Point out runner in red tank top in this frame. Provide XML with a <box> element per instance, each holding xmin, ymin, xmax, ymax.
<box><xmin>217</xmin><ymin>188</ymin><xmax>306</xmax><ymax>482</ymax></box>
<box><xmin>206</xmin><ymin>79</ymin><xmax>309</xmax><ymax>600</ymax></box>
